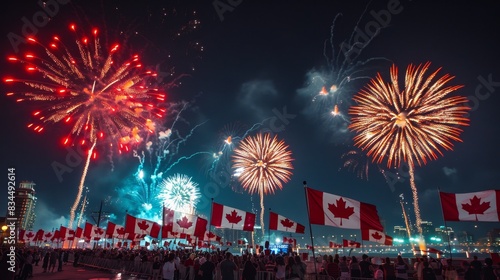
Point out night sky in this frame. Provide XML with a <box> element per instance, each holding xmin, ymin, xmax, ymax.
<box><xmin>1</xmin><ymin>0</ymin><xmax>499</xmax><ymax>245</ymax></box>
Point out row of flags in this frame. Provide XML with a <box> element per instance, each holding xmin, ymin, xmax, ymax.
<box><xmin>19</xmin><ymin>188</ymin><xmax>499</xmax><ymax>248</ymax></box>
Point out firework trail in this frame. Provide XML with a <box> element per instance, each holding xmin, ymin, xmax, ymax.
<box><xmin>5</xmin><ymin>24</ymin><xmax>166</xmax><ymax>228</ymax></box>
<box><xmin>158</xmin><ymin>173</ymin><xmax>200</xmax><ymax>214</ymax></box>
<box><xmin>349</xmin><ymin>62</ymin><xmax>470</xmax><ymax>250</ymax></box>
<box><xmin>297</xmin><ymin>8</ymin><xmax>388</xmax><ymax>141</ymax></box>
<box><xmin>232</xmin><ymin>133</ymin><xmax>294</xmax><ymax>235</ymax></box>
<box><xmin>119</xmin><ymin>102</ymin><xmax>213</xmax><ymax>218</ymax></box>
<box><xmin>399</xmin><ymin>194</ymin><xmax>415</xmax><ymax>253</ymax></box>
<box><xmin>76</xmin><ymin>187</ymin><xmax>90</xmax><ymax>229</ymax></box>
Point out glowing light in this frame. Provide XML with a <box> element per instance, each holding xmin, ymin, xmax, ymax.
<box><xmin>233</xmin><ymin>167</ymin><xmax>244</xmax><ymax>177</ymax></box>
<box><xmin>319</xmin><ymin>86</ymin><xmax>328</xmax><ymax>96</ymax></box>
<box><xmin>158</xmin><ymin>174</ymin><xmax>200</xmax><ymax>214</ymax></box>
<box><xmin>331</xmin><ymin>104</ymin><xmax>339</xmax><ymax>116</ymax></box>
<box><xmin>349</xmin><ymin>62</ymin><xmax>470</xmax><ymax>249</ymax></box>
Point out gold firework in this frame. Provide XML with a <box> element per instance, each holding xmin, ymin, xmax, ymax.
<box><xmin>349</xmin><ymin>62</ymin><xmax>469</xmax><ymax>250</ymax></box>
<box><xmin>232</xmin><ymin>133</ymin><xmax>294</xmax><ymax>234</ymax></box>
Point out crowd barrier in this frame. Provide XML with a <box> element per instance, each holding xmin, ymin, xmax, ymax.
<box><xmin>78</xmin><ymin>255</ymin><xmax>154</xmax><ymax>278</ymax></box>
<box><xmin>77</xmin><ymin>256</ymin><xmax>416</xmax><ymax>280</ymax></box>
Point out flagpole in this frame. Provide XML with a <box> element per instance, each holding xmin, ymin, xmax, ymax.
<box><xmin>268</xmin><ymin>207</ymin><xmax>271</xmax><ymax>247</ymax></box>
<box><xmin>160</xmin><ymin>203</ymin><xmax>164</xmax><ymax>249</ymax></box>
<box><xmin>437</xmin><ymin>187</ymin><xmax>453</xmax><ymax>261</ymax></box>
<box><xmin>208</xmin><ymin>198</ymin><xmax>214</xmax><ymax>252</ymax></box>
<box><xmin>303</xmin><ymin>181</ymin><xmax>318</xmax><ymax>279</ymax></box>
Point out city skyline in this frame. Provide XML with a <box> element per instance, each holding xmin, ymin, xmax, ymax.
<box><xmin>1</xmin><ymin>1</ymin><xmax>499</xmax><ymax>247</ymax></box>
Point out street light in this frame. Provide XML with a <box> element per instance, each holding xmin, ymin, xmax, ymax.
<box><xmin>1</xmin><ymin>225</ymin><xmax>8</xmax><ymax>247</ymax></box>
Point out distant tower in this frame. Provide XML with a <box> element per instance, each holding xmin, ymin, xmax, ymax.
<box><xmin>14</xmin><ymin>181</ymin><xmax>37</xmax><ymax>230</ymax></box>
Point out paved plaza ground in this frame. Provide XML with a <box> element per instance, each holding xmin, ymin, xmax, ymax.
<box><xmin>29</xmin><ymin>261</ymin><xmax>146</xmax><ymax>280</ymax></box>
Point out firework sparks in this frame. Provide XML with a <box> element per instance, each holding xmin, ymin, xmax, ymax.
<box><xmin>341</xmin><ymin>149</ymin><xmax>370</xmax><ymax>180</ymax></box>
<box><xmin>115</xmin><ymin>102</ymin><xmax>214</xmax><ymax>219</ymax></box>
<box><xmin>232</xmin><ymin>133</ymin><xmax>294</xmax><ymax>234</ymax></box>
<box><xmin>5</xmin><ymin>24</ymin><xmax>166</xmax><ymax>228</ymax></box>
<box><xmin>298</xmin><ymin>11</ymin><xmax>388</xmax><ymax>141</ymax></box>
<box><xmin>348</xmin><ymin>62</ymin><xmax>470</xmax><ymax>249</ymax></box>
<box><xmin>158</xmin><ymin>173</ymin><xmax>200</xmax><ymax>214</ymax></box>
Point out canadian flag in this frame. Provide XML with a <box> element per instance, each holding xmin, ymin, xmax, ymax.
<box><xmin>19</xmin><ymin>230</ymin><xmax>36</xmax><ymax>243</ymax></box>
<box><xmin>125</xmin><ymin>214</ymin><xmax>161</xmax><ymax>239</ymax></box>
<box><xmin>283</xmin><ymin>237</ymin><xmax>297</xmax><ymax>247</ymax></box>
<box><xmin>166</xmin><ymin>211</ymin><xmax>207</xmax><ymax>238</ymax></box>
<box><xmin>237</xmin><ymin>239</ymin><xmax>246</xmax><ymax>245</ymax></box>
<box><xmin>343</xmin><ymin>239</ymin><xmax>361</xmax><ymax>248</ymax></box>
<box><xmin>306</xmin><ymin>187</ymin><xmax>383</xmax><ymax>231</ymax></box>
<box><xmin>269</xmin><ymin>212</ymin><xmax>305</xmax><ymax>233</ymax></box>
<box><xmin>106</xmin><ymin>221</ymin><xmax>127</xmax><ymax>239</ymax></box>
<box><xmin>211</xmin><ymin>202</ymin><xmax>255</xmax><ymax>231</ymax></box>
<box><xmin>161</xmin><ymin>226</ymin><xmax>180</xmax><ymax>239</ymax></box>
<box><xmin>74</xmin><ymin>227</ymin><xmax>83</xmax><ymax>239</ymax></box>
<box><xmin>84</xmin><ymin>222</ymin><xmax>106</xmax><ymax>241</ymax></box>
<box><xmin>66</xmin><ymin>229</ymin><xmax>76</xmax><ymax>241</ymax></box>
<box><xmin>329</xmin><ymin>241</ymin><xmax>342</xmax><ymax>248</ymax></box>
<box><xmin>59</xmin><ymin>226</ymin><xmax>69</xmax><ymax>241</ymax></box>
<box><xmin>43</xmin><ymin>231</ymin><xmax>55</xmax><ymax>242</ymax></box>
<box><xmin>439</xmin><ymin>190</ymin><xmax>500</xmax><ymax>221</ymax></box>
<box><xmin>361</xmin><ymin>229</ymin><xmax>393</xmax><ymax>246</ymax></box>
<box><xmin>202</xmin><ymin>231</ymin><xmax>222</xmax><ymax>242</ymax></box>
<box><xmin>198</xmin><ymin>240</ymin><xmax>209</xmax><ymax>248</ymax></box>
<box><xmin>34</xmin><ymin>229</ymin><xmax>44</xmax><ymax>242</ymax></box>
<box><xmin>51</xmin><ymin>230</ymin><xmax>61</xmax><ymax>242</ymax></box>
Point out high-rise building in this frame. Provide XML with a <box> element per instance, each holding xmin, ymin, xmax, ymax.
<box><xmin>420</xmin><ymin>220</ymin><xmax>434</xmax><ymax>235</ymax></box>
<box><xmin>14</xmin><ymin>181</ymin><xmax>37</xmax><ymax>230</ymax></box>
<box><xmin>393</xmin><ymin>225</ymin><xmax>408</xmax><ymax>239</ymax></box>
<box><xmin>435</xmin><ymin>225</ymin><xmax>454</xmax><ymax>241</ymax></box>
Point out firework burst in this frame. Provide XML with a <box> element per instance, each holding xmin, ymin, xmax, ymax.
<box><xmin>232</xmin><ymin>133</ymin><xmax>294</xmax><ymax>234</ymax></box>
<box><xmin>341</xmin><ymin>149</ymin><xmax>371</xmax><ymax>180</ymax></box>
<box><xmin>298</xmin><ymin>11</ymin><xmax>388</xmax><ymax>141</ymax></box>
<box><xmin>349</xmin><ymin>62</ymin><xmax>470</xmax><ymax>250</ymax></box>
<box><xmin>158</xmin><ymin>173</ymin><xmax>200</xmax><ymax>214</ymax></box>
<box><xmin>118</xmin><ymin>102</ymin><xmax>212</xmax><ymax>219</ymax></box>
<box><xmin>5</xmin><ymin>24</ymin><xmax>166</xmax><ymax>228</ymax></box>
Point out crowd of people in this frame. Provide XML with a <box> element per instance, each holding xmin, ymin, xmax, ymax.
<box><xmin>1</xmin><ymin>246</ymin><xmax>500</xmax><ymax>280</ymax></box>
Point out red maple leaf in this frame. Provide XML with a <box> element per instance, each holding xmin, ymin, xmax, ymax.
<box><xmin>26</xmin><ymin>232</ymin><xmax>34</xmax><ymax>238</ymax></box>
<box><xmin>225</xmin><ymin>210</ymin><xmax>242</xmax><ymax>226</ymax></box>
<box><xmin>371</xmin><ymin>231</ymin><xmax>383</xmax><ymax>240</ymax></box>
<box><xmin>45</xmin><ymin>232</ymin><xmax>53</xmax><ymax>238</ymax></box>
<box><xmin>117</xmin><ymin>227</ymin><xmax>126</xmax><ymax>235</ymax></box>
<box><xmin>137</xmin><ymin>220</ymin><xmax>150</xmax><ymax>231</ymax></box>
<box><xmin>280</xmin><ymin>218</ymin><xmax>295</xmax><ymax>230</ymax></box>
<box><xmin>177</xmin><ymin>216</ymin><xmax>193</xmax><ymax>230</ymax></box>
<box><xmin>69</xmin><ymin>230</ymin><xmax>75</xmax><ymax>235</ymax></box>
<box><xmin>462</xmin><ymin>195</ymin><xmax>491</xmax><ymax>221</ymax></box>
<box><xmin>328</xmin><ymin>197</ymin><xmax>355</xmax><ymax>225</ymax></box>
<box><xmin>94</xmin><ymin>228</ymin><xmax>104</xmax><ymax>235</ymax></box>
<box><xmin>206</xmin><ymin>232</ymin><xmax>216</xmax><ymax>238</ymax></box>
